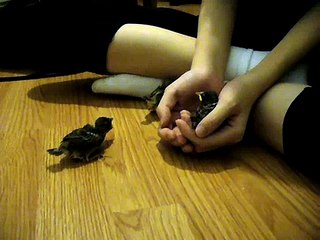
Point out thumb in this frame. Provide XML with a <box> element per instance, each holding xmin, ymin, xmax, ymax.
<box><xmin>156</xmin><ymin>88</ymin><xmax>177</xmax><ymax>127</ymax></box>
<box><xmin>195</xmin><ymin>103</ymin><xmax>230</xmax><ymax>138</ymax></box>
<box><xmin>156</xmin><ymin>105</ymin><xmax>171</xmax><ymax>127</ymax></box>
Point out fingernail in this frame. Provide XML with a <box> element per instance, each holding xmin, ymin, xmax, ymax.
<box><xmin>196</xmin><ymin>125</ymin><xmax>205</xmax><ymax>137</ymax></box>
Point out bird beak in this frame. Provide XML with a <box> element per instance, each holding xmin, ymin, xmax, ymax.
<box><xmin>195</xmin><ymin>91</ymin><xmax>204</xmax><ymax>101</ymax></box>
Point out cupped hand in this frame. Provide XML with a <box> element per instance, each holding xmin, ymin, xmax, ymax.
<box><xmin>175</xmin><ymin>76</ymin><xmax>259</xmax><ymax>152</ymax></box>
<box><xmin>156</xmin><ymin>69</ymin><xmax>224</xmax><ymax>147</ymax></box>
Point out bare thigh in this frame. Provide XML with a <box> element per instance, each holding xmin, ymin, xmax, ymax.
<box><xmin>106</xmin><ymin>24</ymin><xmax>196</xmax><ymax>79</ymax></box>
<box><xmin>107</xmin><ymin>23</ymin><xmax>309</xmax><ymax>155</ymax></box>
<box><xmin>252</xmin><ymin>82</ymin><xmax>308</xmax><ymax>154</ymax></box>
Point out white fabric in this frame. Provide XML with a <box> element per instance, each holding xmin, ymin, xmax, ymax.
<box><xmin>92</xmin><ymin>74</ymin><xmax>165</xmax><ymax>98</ymax></box>
<box><xmin>226</xmin><ymin>46</ymin><xmax>307</xmax><ymax>84</ymax></box>
<box><xmin>92</xmin><ymin>46</ymin><xmax>308</xmax><ymax>98</ymax></box>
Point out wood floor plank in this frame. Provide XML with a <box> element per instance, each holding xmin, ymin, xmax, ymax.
<box><xmin>1</xmin><ymin>73</ymin><xmax>319</xmax><ymax>240</ymax></box>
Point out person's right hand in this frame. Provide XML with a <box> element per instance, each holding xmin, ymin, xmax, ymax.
<box><xmin>156</xmin><ymin>69</ymin><xmax>224</xmax><ymax>147</ymax></box>
<box><xmin>159</xmin><ymin>70</ymin><xmax>265</xmax><ymax>153</ymax></box>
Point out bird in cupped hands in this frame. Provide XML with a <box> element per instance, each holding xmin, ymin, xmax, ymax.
<box><xmin>191</xmin><ymin>91</ymin><xmax>218</xmax><ymax>129</ymax></box>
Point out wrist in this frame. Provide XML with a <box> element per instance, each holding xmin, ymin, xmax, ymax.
<box><xmin>190</xmin><ymin>67</ymin><xmax>225</xmax><ymax>92</ymax></box>
<box><xmin>239</xmin><ymin>69</ymin><xmax>276</xmax><ymax>101</ymax></box>
<box><xmin>192</xmin><ymin>46</ymin><xmax>230</xmax><ymax>81</ymax></box>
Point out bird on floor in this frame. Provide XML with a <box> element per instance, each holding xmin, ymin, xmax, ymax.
<box><xmin>47</xmin><ymin>117</ymin><xmax>113</xmax><ymax>162</ymax></box>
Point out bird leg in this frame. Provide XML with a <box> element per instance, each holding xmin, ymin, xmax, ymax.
<box><xmin>68</xmin><ymin>146</ymin><xmax>104</xmax><ymax>162</ymax></box>
<box><xmin>83</xmin><ymin>146</ymin><xmax>105</xmax><ymax>162</ymax></box>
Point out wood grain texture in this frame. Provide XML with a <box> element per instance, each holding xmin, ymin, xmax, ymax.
<box><xmin>0</xmin><ymin>72</ymin><xmax>319</xmax><ymax>240</ymax></box>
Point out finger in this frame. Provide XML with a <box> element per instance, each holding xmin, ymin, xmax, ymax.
<box><xmin>195</xmin><ymin>113</ymin><xmax>248</xmax><ymax>152</ymax></box>
<box><xmin>195</xmin><ymin>101</ymin><xmax>233</xmax><ymax>138</ymax></box>
<box><xmin>181</xmin><ymin>143</ymin><xmax>194</xmax><ymax>153</ymax></box>
<box><xmin>156</xmin><ymin>87</ymin><xmax>177</xmax><ymax>127</ymax></box>
<box><xmin>175</xmin><ymin>119</ymin><xmax>198</xmax><ymax>142</ymax></box>
<box><xmin>176</xmin><ymin>119</ymin><xmax>207</xmax><ymax>152</ymax></box>
<box><xmin>158</xmin><ymin>126</ymin><xmax>188</xmax><ymax>147</ymax></box>
<box><xmin>170</xmin><ymin>127</ymin><xmax>188</xmax><ymax>146</ymax></box>
<box><xmin>158</xmin><ymin>128</ymin><xmax>176</xmax><ymax>142</ymax></box>
<box><xmin>177</xmin><ymin>116</ymin><xmax>245</xmax><ymax>153</ymax></box>
<box><xmin>194</xmin><ymin>124</ymin><xmax>243</xmax><ymax>152</ymax></box>
<box><xmin>180</xmin><ymin>110</ymin><xmax>193</xmax><ymax>128</ymax></box>
<box><xmin>170</xmin><ymin>111</ymin><xmax>182</xmax><ymax>128</ymax></box>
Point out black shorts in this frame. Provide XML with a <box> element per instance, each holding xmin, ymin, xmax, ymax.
<box><xmin>0</xmin><ymin>2</ymin><xmax>198</xmax><ymax>74</ymax></box>
<box><xmin>283</xmin><ymin>86</ymin><xmax>320</xmax><ymax>181</ymax></box>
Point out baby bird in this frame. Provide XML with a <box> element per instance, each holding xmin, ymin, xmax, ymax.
<box><xmin>47</xmin><ymin>117</ymin><xmax>113</xmax><ymax>162</ymax></box>
<box><xmin>191</xmin><ymin>91</ymin><xmax>218</xmax><ymax>129</ymax></box>
<box><xmin>143</xmin><ymin>80</ymin><xmax>171</xmax><ymax>112</ymax></box>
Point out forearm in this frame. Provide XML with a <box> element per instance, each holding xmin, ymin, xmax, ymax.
<box><xmin>245</xmin><ymin>3</ymin><xmax>320</xmax><ymax>100</ymax></box>
<box><xmin>191</xmin><ymin>0</ymin><xmax>236</xmax><ymax>80</ymax></box>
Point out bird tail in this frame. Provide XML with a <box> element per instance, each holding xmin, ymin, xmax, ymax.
<box><xmin>47</xmin><ymin>148</ymin><xmax>64</xmax><ymax>156</ymax></box>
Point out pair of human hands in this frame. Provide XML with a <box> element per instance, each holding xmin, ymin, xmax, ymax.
<box><xmin>156</xmin><ymin>69</ymin><xmax>256</xmax><ymax>153</ymax></box>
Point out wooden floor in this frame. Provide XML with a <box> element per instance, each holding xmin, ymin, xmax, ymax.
<box><xmin>1</xmin><ymin>72</ymin><xmax>319</xmax><ymax>240</ymax></box>
<box><xmin>1</xmin><ymin>3</ymin><xmax>320</xmax><ymax>240</ymax></box>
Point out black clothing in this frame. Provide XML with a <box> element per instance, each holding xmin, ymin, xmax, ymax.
<box><xmin>283</xmin><ymin>86</ymin><xmax>320</xmax><ymax>182</ymax></box>
<box><xmin>232</xmin><ymin>0</ymin><xmax>318</xmax><ymax>50</ymax></box>
<box><xmin>0</xmin><ymin>1</ymin><xmax>198</xmax><ymax>74</ymax></box>
<box><xmin>0</xmin><ymin>0</ymin><xmax>318</xmax><ymax>75</ymax></box>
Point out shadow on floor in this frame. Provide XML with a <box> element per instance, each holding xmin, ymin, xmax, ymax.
<box><xmin>27</xmin><ymin>76</ymin><xmax>148</xmax><ymax>110</ymax></box>
<box><xmin>157</xmin><ymin>138</ymin><xmax>320</xmax><ymax>191</ymax></box>
<box><xmin>157</xmin><ymin>139</ymin><xmax>241</xmax><ymax>174</ymax></box>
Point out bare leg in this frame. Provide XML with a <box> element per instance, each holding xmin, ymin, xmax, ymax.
<box><xmin>107</xmin><ymin>24</ymin><xmax>195</xmax><ymax>79</ymax></box>
<box><xmin>106</xmin><ymin>23</ymin><xmax>310</xmax><ymax>157</ymax></box>
<box><xmin>252</xmin><ymin>82</ymin><xmax>308</xmax><ymax>153</ymax></box>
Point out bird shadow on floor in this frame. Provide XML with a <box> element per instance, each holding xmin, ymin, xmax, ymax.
<box><xmin>46</xmin><ymin>139</ymin><xmax>114</xmax><ymax>173</ymax></box>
